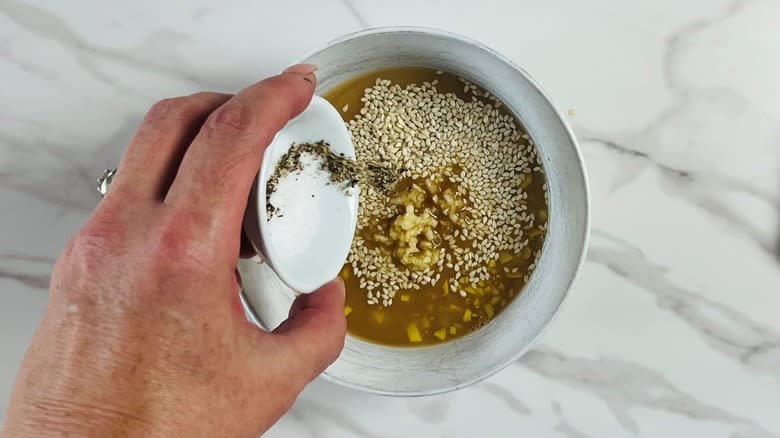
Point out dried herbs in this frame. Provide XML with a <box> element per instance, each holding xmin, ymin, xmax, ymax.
<box><xmin>265</xmin><ymin>140</ymin><xmax>398</xmax><ymax>219</ymax></box>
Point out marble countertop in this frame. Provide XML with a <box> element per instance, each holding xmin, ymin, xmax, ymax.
<box><xmin>1</xmin><ymin>0</ymin><xmax>779</xmax><ymax>436</ymax></box>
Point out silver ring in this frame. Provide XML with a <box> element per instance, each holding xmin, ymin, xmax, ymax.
<box><xmin>97</xmin><ymin>168</ymin><xmax>117</xmax><ymax>198</ymax></box>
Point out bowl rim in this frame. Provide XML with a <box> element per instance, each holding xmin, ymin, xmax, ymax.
<box><xmin>244</xmin><ymin>25</ymin><xmax>591</xmax><ymax>396</ymax></box>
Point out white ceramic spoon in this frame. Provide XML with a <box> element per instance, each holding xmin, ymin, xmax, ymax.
<box><xmin>243</xmin><ymin>96</ymin><xmax>358</xmax><ymax>293</ymax></box>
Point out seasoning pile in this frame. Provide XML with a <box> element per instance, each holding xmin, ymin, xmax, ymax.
<box><xmin>265</xmin><ymin>140</ymin><xmax>398</xmax><ymax>219</ymax></box>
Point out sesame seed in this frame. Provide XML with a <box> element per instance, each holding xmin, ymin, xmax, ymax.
<box><xmin>341</xmin><ymin>70</ymin><xmax>548</xmax><ymax>312</ymax></box>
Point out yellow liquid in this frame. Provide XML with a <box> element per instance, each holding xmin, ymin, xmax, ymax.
<box><xmin>324</xmin><ymin>67</ymin><xmax>548</xmax><ymax>346</ymax></box>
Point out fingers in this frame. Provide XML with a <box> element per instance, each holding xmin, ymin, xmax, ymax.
<box><xmin>164</xmin><ymin>67</ymin><xmax>317</xmax><ymax>240</ymax></box>
<box><xmin>108</xmin><ymin>92</ymin><xmax>232</xmax><ymax>201</ymax></box>
<box><xmin>271</xmin><ymin>278</ymin><xmax>346</xmax><ymax>384</ymax></box>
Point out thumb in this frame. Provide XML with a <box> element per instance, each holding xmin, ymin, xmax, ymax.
<box><xmin>272</xmin><ymin>278</ymin><xmax>347</xmax><ymax>382</ymax></box>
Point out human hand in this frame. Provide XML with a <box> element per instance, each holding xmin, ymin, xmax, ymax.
<box><xmin>1</xmin><ymin>64</ymin><xmax>347</xmax><ymax>437</ymax></box>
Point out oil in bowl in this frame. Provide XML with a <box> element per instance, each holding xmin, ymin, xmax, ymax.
<box><xmin>323</xmin><ymin>67</ymin><xmax>548</xmax><ymax>346</ymax></box>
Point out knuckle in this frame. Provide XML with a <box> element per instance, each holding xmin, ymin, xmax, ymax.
<box><xmin>203</xmin><ymin>100</ymin><xmax>254</xmax><ymax>136</ymax></box>
<box><xmin>78</xmin><ymin>208</ymin><xmax>122</xmax><ymax>248</ymax></box>
<box><xmin>71</xmin><ymin>210</ymin><xmax>125</xmax><ymax>268</ymax></box>
<box><xmin>152</xmin><ymin>209</ymin><xmax>212</xmax><ymax>267</ymax></box>
<box><xmin>189</xmin><ymin>91</ymin><xmax>225</xmax><ymax>102</ymax></box>
<box><xmin>145</xmin><ymin>96</ymin><xmax>206</xmax><ymax>123</ymax></box>
<box><xmin>145</xmin><ymin>98</ymin><xmax>178</xmax><ymax>120</ymax></box>
<box><xmin>133</xmin><ymin>97</ymin><xmax>209</xmax><ymax>149</ymax></box>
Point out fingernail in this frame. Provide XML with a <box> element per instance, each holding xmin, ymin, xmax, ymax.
<box><xmin>283</xmin><ymin>63</ymin><xmax>318</xmax><ymax>75</ymax></box>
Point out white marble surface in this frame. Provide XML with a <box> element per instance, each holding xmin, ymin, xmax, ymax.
<box><xmin>1</xmin><ymin>0</ymin><xmax>779</xmax><ymax>436</ymax></box>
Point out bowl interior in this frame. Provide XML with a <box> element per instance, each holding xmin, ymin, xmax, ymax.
<box><xmin>238</xmin><ymin>28</ymin><xmax>588</xmax><ymax>395</ymax></box>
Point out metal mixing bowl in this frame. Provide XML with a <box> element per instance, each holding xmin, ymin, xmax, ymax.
<box><xmin>238</xmin><ymin>27</ymin><xmax>589</xmax><ymax>396</ymax></box>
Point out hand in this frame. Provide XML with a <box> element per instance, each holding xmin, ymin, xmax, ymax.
<box><xmin>1</xmin><ymin>64</ymin><xmax>347</xmax><ymax>437</ymax></box>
